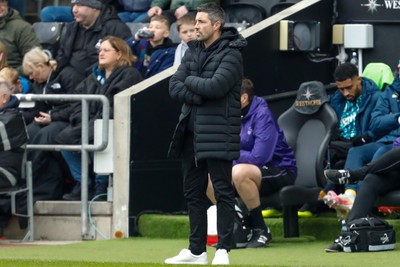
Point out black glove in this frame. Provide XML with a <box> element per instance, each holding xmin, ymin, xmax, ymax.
<box><xmin>352</xmin><ymin>134</ymin><xmax>373</xmax><ymax>146</ymax></box>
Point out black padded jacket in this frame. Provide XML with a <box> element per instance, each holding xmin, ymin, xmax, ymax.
<box><xmin>169</xmin><ymin>27</ymin><xmax>247</xmax><ymax>161</ymax></box>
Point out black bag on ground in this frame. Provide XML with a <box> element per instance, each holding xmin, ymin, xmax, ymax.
<box><xmin>343</xmin><ymin>217</ymin><xmax>396</xmax><ymax>252</ymax></box>
<box><xmin>232</xmin><ymin>204</ymin><xmax>252</xmax><ymax>249</ymax></box>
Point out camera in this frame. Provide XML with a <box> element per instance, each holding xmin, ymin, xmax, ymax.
<box><xmin>137</xmin><ymin>29</ymin><xmax>154</xmax><ymax>39</ymax></box>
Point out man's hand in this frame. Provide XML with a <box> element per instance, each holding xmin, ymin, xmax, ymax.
<box><xmin>352</xmin><ymin>134</ymin><xmax>373</xmax><ymax>146</ymax></box>
<box><xmin>147</xmin><ymin>6</ymin><xmax>162</xmax><ymax>17</ymax></box>
<box><xmin>34</xmin><ymin>111</ymin><xmax>51</xmax><ymax>125</ymax></box>
<box><xmin>174</xmin><ymin>5</ymin><xmax>189</xmax><ymax>19</ymax></box>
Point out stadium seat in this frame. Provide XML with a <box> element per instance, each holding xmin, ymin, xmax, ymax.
<box><xmin>225</xmin><ymin>22</ymin><xmax>247</xmax><ymax>32</ymax></box>
<box><xmin>270</xmin><ymin>0</ymin><xmax>301</xmax><ymax>16</ymax></box>
<box><xmin>169</xmin><ymin>22</ymin><xmax>182</xmax><ymax>44</ymax></box>
<box><xmin>262</xmin><ymin>81</ymin><xmax>338</xmax><ymax>237</ymax></box>
<box><xmin>223</xmin><ymin>3</ymin><xmax>267</xmax><ymax>26</ymax></box>
<box><xmin>362</xmin><ymin>62</ymin><xmax>394</xmax><ymax>90</ymax></box>
<box><xmin>125</xmin><ymin>22</ymin><xmax>149</xmax><ymax>37</ymax></box>
<box><xmin>32</xmin><ymin>22</ymin><xmax>65</xmax><ymax>57</ymax></box>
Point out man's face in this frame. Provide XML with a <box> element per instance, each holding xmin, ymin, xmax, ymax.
<box><xmin>98</xmin><ymin>40</ymin><xmax>121</xmax><ymax>70</ymax></box>
<box><xmin>336</xmin><ymin>76</ymin><xmax>362</xmax><ymax>102</ymax></box>
<box><xmin>0</xmin><ymin>1</ymin><xmax>8</xmax><ymax>18</ymax></box>
<box><xmin>72</xmin><ymin>4</ymin><xmax>98</xmax><ymax>27</ymax></box>
<box><xmin>195</xmin><ymin>11</ymin><xmax>220</xmax><ymax>47</ymax></box>
<box><xmin>178</xmin><ymin>24</ymin><xmax>196</xmax><ymax>44</ymax></box>
<box><xmin>148</xmin><ymin>20</ymin><xmax>169</xmax><ymax>43</ymax></box>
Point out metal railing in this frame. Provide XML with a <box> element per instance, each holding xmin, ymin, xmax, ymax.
<box><xmin>17</xmin><ymin>94</ymin><xmax>110</xmax><ymax>240</ymax></box>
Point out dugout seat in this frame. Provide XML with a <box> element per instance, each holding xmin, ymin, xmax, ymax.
<box><xmin>262</xmin><ymin>81</ymin><xmax>338</xmax><ymax>237</ymax></box>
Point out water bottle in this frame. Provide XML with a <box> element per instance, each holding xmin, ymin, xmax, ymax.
<box><xmin>341</xmin><ymin>220</ymin><xmax>348</xmax><ymax>233</ymax></box>
<box><xmin>350</xmin><ymin>52</ymin><xmax>358</xmax><ymax>66</ymax></box>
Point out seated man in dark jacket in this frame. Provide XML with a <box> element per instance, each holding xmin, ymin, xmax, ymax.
<box><xmin>299</xmin><ymin>63</ymin><xmax>381</xmax><ymax>218</ymax></box>
<box><xmin>56</xmin><ymin>0</ymin><xmax>132</xmax><ymax>77</ymax></box>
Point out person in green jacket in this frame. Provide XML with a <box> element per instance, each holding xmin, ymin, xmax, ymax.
<box><xmin>147</xmin><ymin>0</ymin><xmax>220</xmax><ymax>23</ymax></box>
<box><xmin>0</xmin><ymin>0</ymin><xmax>41</xmax><ymax>73</ymax></box>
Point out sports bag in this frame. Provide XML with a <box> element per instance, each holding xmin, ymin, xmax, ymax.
<box><xmin>206</xmin><ymin>203</ymin><xmax>252</xmax><ymax>249</ymax></box>
<box><xmin>343</xmin><ymin>217</ymin><xmax>396</xmax><ymax>252</ymax></box>
<box><xmin>0</xmin><ymin>108</ymin><xmax>28</xmax><ymax>188</ymax></box>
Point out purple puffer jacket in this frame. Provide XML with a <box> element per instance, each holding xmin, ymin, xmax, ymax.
<box><xmin>393</xmin><ymin>136</ymin><xmax>400</xmax><ymax>148</ymax></box>
<box><xmin>234</xmin><ymin>96</ymin><xmax>297</xmax><ymax>176</ymax></box>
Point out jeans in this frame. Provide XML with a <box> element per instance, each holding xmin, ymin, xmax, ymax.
<box><xmin>61</xmin><ymin>151</ymin><xmax>108</xmax><ymax>185</ymax></box>
<box><xmin>40</xmin><ymin>6</ymin><xmax>73</xmax><ymax>22</ymax></box>
<box><xmin>8</xmin><ymin>0</ymin><xmax>25</xmax><ymax>17</ymax></box>
<box><xmin>325</xmin><ymin>142</ymin><xmax>392</xmax><ymax>193</ymax></box>
<box><xmin>342</xmin><ymin>143</ymin><xmax>393</xmax><ymax>192</ymax></box>
<box><xmin>117</xmin><ymin>11</ymin><xmax>149</xmax><ymax>22</ymax></box>
<box><xmin>40</xmin><ymin>6</ymin><xmax>150</xmax><ymax>23</ymax></box>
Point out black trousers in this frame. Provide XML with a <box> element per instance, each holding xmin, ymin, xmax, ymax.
<box><xmin>182</xmin><ymin>133</ymin><xmax>235</xmax><ymax>254</ymax></box>
<box><xmin>348</xmin><ymin>147</ymin><xmax>400</xmax><ymax>221</ymax></box>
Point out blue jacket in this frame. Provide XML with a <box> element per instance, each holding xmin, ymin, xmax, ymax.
<box><xmin>0</xmin><ymin>95</ymin><xmax>19</xmax><ymax>112</ymax></box>
<box><xmin>329</xmin><ymin>77</ymin><xmax>380</xmax><ymax>139</ymax></box>
<box><xmin>118</xmin><ymin>0</ymin><xmax>151</xmax><ymax>11</ymax></box>
<box><xmin>127</xmin><ymin>37</ymin><xmax>176</xmax><ymax>79</ymax></box>
<box><xmin>234</xmin><ymin>96</ymin><xmax>297</xmax><ymax>176</ymax></box>
<box><xmin>370</xmin><ymin>77</ymin><xmax>400</xmax><ymax>143</ymax></box>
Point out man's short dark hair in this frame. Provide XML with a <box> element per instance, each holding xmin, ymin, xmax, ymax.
<box><xmin>241</xmin><ymin>78</ymin><xmax>255</xmax><ymax>102</ymax></box>
<box><xmin>151</xmin><ymin>14</ymin><xmax>171</xmax><ymax>30</ymax></box>
<box><xmin>334</xmin><ymin>63</ymin><xmax>359</xmax><ymax>82</ymax></box>
<box><xmin>176</xmin><ymin>13</ymin><xmax>196</xmax><ymax>32</ymax></box>
<box><xmin>197</xmin><ymin>3</ymin><xmax>225</xmax><ymax>28</ymax></box>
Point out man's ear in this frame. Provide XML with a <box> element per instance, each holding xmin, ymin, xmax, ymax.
<box><xmin>213</xmin><ymin>20</ymin><xmax>221</xmax><ymax>31</ymax></box>
<box><xmin>241</xmin><ymin>92</ymin><xmax>248</xmax><ymax>103</ymax></box>
<box><xmin>163</xmin><ymin>30</ymin><xmax>170</xmax><ymax>38</ymax></box>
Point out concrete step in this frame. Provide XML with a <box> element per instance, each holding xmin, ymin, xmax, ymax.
<box><xmin>3</xmin><ymin>200</ymin><xmax>113</xmax><ymax>241</ymax></box>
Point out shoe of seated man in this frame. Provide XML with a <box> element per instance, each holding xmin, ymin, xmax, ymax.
<box><xmin>246</xmin><ymin>228</ymin><xmax>272</xmax><ymax>248</ymax></box>
<box><xmin>262</xmin><ymin>208</ymin><xmax>282</xmax><ymax>218</ymax></box>
<box><xmin>212</xmin><ymin>249</ymin><xmax>229</xmax><ymax>265</ymax></box>
<box><xmin>62</xmin><ymin>182</ymin><xmax>81</xmax><ymax>201</ymax></box>
<box><xmin>324</xmin><ymin>169</ymin><xmax>357</xmax><ymax>184</ymax></box>
<box><xmin>164</xmin><ymin>249</ymin><xmax>207</xmax><ymax>265</ymax></box>
<box><xmin>298</xmin><ymin>210</ymin><xmax>314</xmax><ymax>218</ymax></box>
<box><xmin>325</xmin><ymin>236</ymin><xmax>345</xmax><ymax>252</ymax></box>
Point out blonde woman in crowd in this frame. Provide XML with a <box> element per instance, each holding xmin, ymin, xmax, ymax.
<box><xmin>20</xmin><ymin>47</ymin><xmax>85</xmax><ymax>204</ymax></box>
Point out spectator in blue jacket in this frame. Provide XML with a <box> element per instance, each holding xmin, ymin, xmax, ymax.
<box><xmin>342</xmin><ymin>72</ymin><xmax>400</xmax><ymax>170</ymax></box>
<box><xmin>317</xmin><ymin>63</ymin><xmax>381</xmax><ymax>217</ymax></box>
<box><xmin>208</xmin><ymin>79</ymin><xmax>297</xmax><ymax>248</ymax></box>
<box><xmin>127</xmin><ymin>14</ymin><xmax>176</xmax><ymax>79</ymax></box>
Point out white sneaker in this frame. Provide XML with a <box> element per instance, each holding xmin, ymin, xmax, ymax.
<box><xmin>212</xmin><ymin>249</ymin><xmax>229</xmax><ymax>265</ymax></box>
<box><xmin>164</xmin><ymin>249</ymin><xmax>208</xmax><ymax>265</ymax></box>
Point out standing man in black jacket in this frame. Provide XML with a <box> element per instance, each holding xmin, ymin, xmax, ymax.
<box><xmin>166</xmin><ymin>3</ymin><xmax>247</xmax><ymax>265</ymax></box>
